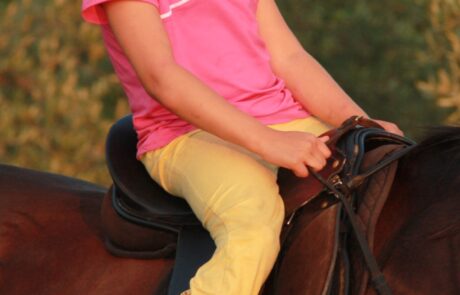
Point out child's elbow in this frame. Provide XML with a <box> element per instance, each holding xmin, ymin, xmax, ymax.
<box><xmin>139</xmin><ymin>60</ymin><xmax>178</xmax><ymax>98</ymax></box>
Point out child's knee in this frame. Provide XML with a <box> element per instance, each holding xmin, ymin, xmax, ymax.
<box><xmin>259</xmin><ymin>195</ymin><xmax>285</xmax><ymax>234</ymax></box>
<box><xmin>254</xmin><ymin>224</ymin><xmax>282</xmax><ymax>252</ymax></box>
<box><xmin>235</xmin><ymin>224</ymin><xmax>283</xmax><ymax>265</ymax></box>
<box><xmin>224</xmin><ymin>188</ymin><xmax>284</xmax><ymax>232</ymax></box>
<box><xmin>236</xmin><ymin>200</ymin><xmax>284</xmax><ymax>252</ymax></box>
<box><xmin>256</xmin><ymin>189</ymin><xmax>285</xmax><ymax>228</ymax></box>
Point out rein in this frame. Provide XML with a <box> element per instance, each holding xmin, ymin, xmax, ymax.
<box><xmin>308</xmin><ymin>146</ymin><xmax>413</xmax><ymax>295</ymax></box>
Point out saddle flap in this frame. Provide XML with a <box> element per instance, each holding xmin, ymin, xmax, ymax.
<box><xmin>278</xmin><ymin>154</ymin><xmax>344</xmax><ymax>219</ymax></box>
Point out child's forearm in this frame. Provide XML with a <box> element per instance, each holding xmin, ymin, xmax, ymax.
<box><xmin>273</xmin><ymin>50</ymin><xmax>368</xmax><ymax>127</ymax></box>
<box><xmin>143</xmin><ymin>62</ymin><xmax>274</xmax><ymax>155</ymax></box>
<box><xmin>144</xmin><ymin>62</ymin><xmax>332</xmax><ymax>177</ymax></box>
<box><xmin>256</xmin><ymin>0</ymin><xmax>365</xmax><ymax>127</ymax></box>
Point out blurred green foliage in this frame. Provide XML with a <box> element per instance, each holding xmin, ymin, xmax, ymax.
<box><xmin>278</xmin><ymin>0</ymin><xmax>452</xmax><ymax>136</ymax></box>
<box><xmin>0</xmin><ymin>0</ymin><xmax>457</xmax><ymax>184</ymax></box>
<box><xmin>419</xmin><ymin>0</ymin><xmax>460</xmax><ymax>123</ymax></box>
<box><xmin>0</xmin><ymin>0</ymin><xmax>128</xmax><ymax>185</ymax></box>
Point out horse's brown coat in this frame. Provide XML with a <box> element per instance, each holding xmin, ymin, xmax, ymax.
<box><xmin>0</xmin><ymin>165</ymin><xmax>173</xmax><ymax>295</ymax></box>
<box><xmin>1</xmin><ymin>125</ymin><xmax>459</xmax><ymax>295</ymax></box>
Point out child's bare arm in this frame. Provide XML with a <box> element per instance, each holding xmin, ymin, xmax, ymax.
<box><xmin>103</xmin><ymin>1</ymin><xmax>331</xmax><ymax>177</ymax></box>
<box><xmin>257</xmin><ymin>0</ymin><xmax>401</xmax><ymax>135</ymax></box>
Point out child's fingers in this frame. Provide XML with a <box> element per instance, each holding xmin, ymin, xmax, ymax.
<box><xmin>319</xmin><ymin>135</ymin><xmax>329</xmax><ymax>142</ymax></box>
<box><xmin>317</xmin><ymin>136</ymin><xmax>331</xmax><ymax>158</ymax></box>
<box><xmin>293</xmin><ymin>163</ymin><xmax>309</xmax><ymax>178</ymax></box>
<box><xmin>305</xmin><ymin>154</ymin><xmax>327</xmax><ymax>171</ymax></box>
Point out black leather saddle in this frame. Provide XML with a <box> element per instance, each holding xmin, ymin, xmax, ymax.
<box><xmin>106</xmin><ymin>115</ymin><xmax>198</xmax><ymax>231</ymax></box>
<box><xmin>104</xmin><ymin>115</ymin><xmax>214</xmax><ymax>295</ymax></box>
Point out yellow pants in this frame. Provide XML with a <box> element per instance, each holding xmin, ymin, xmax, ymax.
<box><xmin>141</xmin><ymin>116</ymin><xmax>330</xmax><ymax>295</ymax></box>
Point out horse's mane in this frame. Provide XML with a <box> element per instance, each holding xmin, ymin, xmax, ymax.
<box><xmin>410</xmin><ymin>125</ymin><xmax>460</xmax><ymax>158</ymax></box>
<box><xmin>396</xmin><ymin>125</ymin><xmax>460</xmax><ymax>240</ymax></box>
<box><xmin>375</xmin><ymin>126</ymin><xmax>460</xmax><ymax>293</ymax></box>
<box><xmin>401</xmin><ymin>126</ymin><xmax>460</xmax><ymax>182</ymax></box>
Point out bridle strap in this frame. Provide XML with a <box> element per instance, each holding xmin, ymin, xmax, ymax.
<box><xmin>308</xmin><ymin>142</ymin><xmax>414</xmax><ymax>295</ymax></box>
<box><xmin>306</xmin><ymin>139</ymin><xmax>415</xmax><ymax>295</ymax></box>
<box><xmin>323</xmin><ymin>116</ymin><xmax>383</xmax><ymax>148</ymax></box>
<box><xmin>346</xmin><ymin>144</ymin><xmax>416</xmax><ymax>189</ymax></box>
<box><xmin>310</xmin><ymin>169</ymin><xmax>393</xmax><ymax>295</ymax></box>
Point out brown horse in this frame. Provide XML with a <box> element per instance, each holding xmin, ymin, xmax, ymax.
<box><xmin>0</xmin><ymin>126</ymin><xmax>459</xmax><ymax>295</ymax></box>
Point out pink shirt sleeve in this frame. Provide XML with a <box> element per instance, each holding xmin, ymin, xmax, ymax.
<box><xmin>81</xmin><ymin>0</ymin><xmax>159</xmax><ymax>24</ymax></box>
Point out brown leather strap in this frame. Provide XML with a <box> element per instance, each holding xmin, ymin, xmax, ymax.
<box><xmin>323</xmin><ymin>116</ymin><xmax>383</xmax><ymax>148</ymax></box>
<box><xmin>309</xmin><ymin>169</ymin><xmax>394</xmax><ymax>295</ymax></box>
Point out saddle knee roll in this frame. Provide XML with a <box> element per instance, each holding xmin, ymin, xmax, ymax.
<box><xmin>100</xmin><ymin>187</ymin><xmax>177</xmax><ymax>259</ymax></box>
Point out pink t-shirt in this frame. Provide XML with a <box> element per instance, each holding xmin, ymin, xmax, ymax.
<box><xmin>82</xmin><ymin>0</ymin><xmax>310</xmax><ymax>158</ymax></box>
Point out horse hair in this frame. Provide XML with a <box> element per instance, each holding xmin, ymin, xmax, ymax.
<box><xmin>374</xmin><ymin>126</ymin><xmax>460</xmax><ymax>295</ymax></box>
<box><xmin>393</xmin><ymin>125</ymin><xmax>460</xmax><ymax>239</ymax></box>
<box><xmin>410</xmin><ymin>126</ymin><xmax>460</xmax><ymax>158</ymax></box>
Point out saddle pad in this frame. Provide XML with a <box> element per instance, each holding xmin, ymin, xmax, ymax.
<box><xmin>268</xmin><ymin>204</ymin><xmax>341</xmax><ymax>295</ymax></box>
<box><xmin>350</xmin><ymin>145</ymin><xmax>401</xmax><ymax>295</ymax></box>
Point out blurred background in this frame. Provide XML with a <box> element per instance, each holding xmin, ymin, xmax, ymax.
<box><xmin>0</xmin><ymin>0</ymin><xmax>459</xmax><ymax>186</ymax></box>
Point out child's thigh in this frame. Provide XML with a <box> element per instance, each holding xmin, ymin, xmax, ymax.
<box><xmin>143</xmin><ymin>130</ymin><xmax>282</xmax><ymax>229</ymax></box>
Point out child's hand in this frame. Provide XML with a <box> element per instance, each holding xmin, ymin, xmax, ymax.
<box><xmin>257</xmin><ymin>129</ymin><xmax>331</xmax><ymax>178</ymax></box>
<box><xmin>372</xmin><ymin>119</ymin><xmax>404</xmax><ymax>136</ymax></box>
